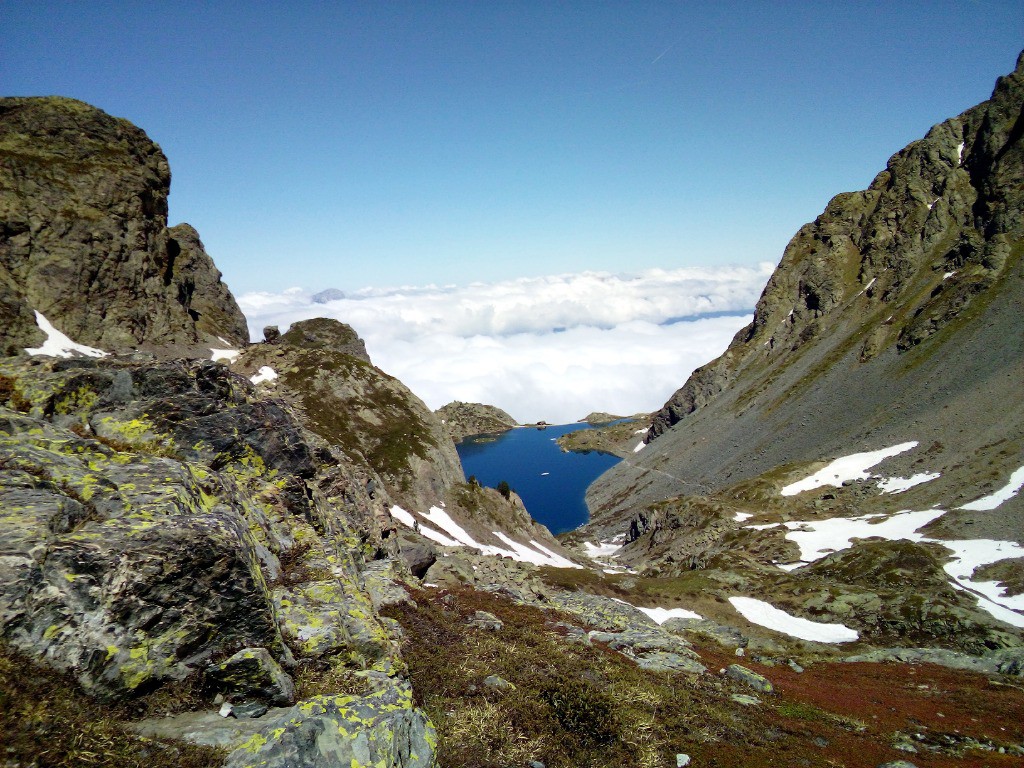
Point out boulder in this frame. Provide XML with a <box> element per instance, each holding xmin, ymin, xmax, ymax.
<box><xmin>725</xmin><ymin>664</ymin><xmax>773</xmax><ymax>693</ymax></box>
<box><xmin>223</xmin><ymin>684</ymin><xmax>436</xmax><ymax>768</ymax></box>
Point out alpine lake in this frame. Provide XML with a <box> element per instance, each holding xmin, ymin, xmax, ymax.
<box><xmin>456</xmin><ymin>422</ymin><xmax>622</xmax><ymax>535</ymax></box>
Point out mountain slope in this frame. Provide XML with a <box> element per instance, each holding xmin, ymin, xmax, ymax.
<box><xmin>587</xmin><ymin>52</ymin><xmax>1024</xmax><ymax>539</ymax></box>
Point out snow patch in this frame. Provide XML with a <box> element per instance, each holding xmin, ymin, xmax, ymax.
<box><xmin>633</xmin><ymin>440</ymin><xmax>646</xmax><ymax>453</ymax></box>
<box><xmin>877</xmin><ymin>472</ymin><xmax>940</xmax><ymax>494</ymax></box>
<box><xmin>388</xmin><ymin>505</ymin><xmax>416</xmax><ymax>529</ymax></box>
<box><xmin>734</xmin><ymin>512</ymin><xmax>753</xmax><ymax>523</ymax></box>
<box><xmin>959</xmin><ymin>465</ymin><xmax>1024</xmax><ymax>511</ymax></box>
<box><xmin>611</xmin><ymin>598</ymin><xmax>702</xmax><ymax>624</ymax></box>
<box><xmin>413</xmin><ymin>505</ymin><xmax>582</xmax><ymax>568</ymax></box>
<box><xmin>780</xmin><ymin>441</ymin><xmax>918</xmax><ymax>496</ymax></box>
<box><xmin>957</xmin><ymin>141</ymin><xmax>965</xmax><ymax>164</ymax></box>
<box><xmin>778</xmin><ymin>508</ymin><xmax>945</xmax><ymax>563</ymax></box>
<box><xmin>938</xmin><ymin>537</ymin><xmax>1024</xmax><ymax>625</ymax></box>
<box><xmin>211</xmin><ymin>348</ymin><xmax>241</xmax><ymax>363</ymax></box>
<box><xmin>943</xmin><ymin>271</ymin><xmax>956</xmax><ymax>280</ymax></box>
<box><xmin>584</xmin><ymin>540</ymin><xmax>622</xmax><ymax>558</ymax></box>
<box><xmin>728</xmin><ymin>596</ymin><xmax>858</xmax><ymax>643</ymax></box>
<box><xmin>249</xmin><ymin>366</ymin><xmax>278</xmax><ymax>385</ymax></box>
<box><xmin>417</xmin><ymin>525</ymin><xmax>461</xmax><ymax>547</ymax></box>
<box><xmin>25</xmin><ymin>311</ymin><xmax>107</xmax><ymax>358</ymax></box>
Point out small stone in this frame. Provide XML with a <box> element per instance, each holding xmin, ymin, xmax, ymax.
<box><xmin>213</xmin><ymin>693</ymin><xmax>225</xmax><ymax>705</ymax></box>
<box><xmin>219</xmin><ymin>702</ymin><xmax>234</xmax><ymax>718</ymax></box>
<box><xmin>878</xmin><ymin>762</ymin><xmax>919</xmax><ymax>768</ymax></box>
<box><xmin>730</xmin><ymin>694</ymin><xmax>761</xmax><ymax>706</ymax></box>
<box><xmin>483</xmin><ymin>674</ymin><xmax>515</xmax><ymax>691</ymax></box>
<box><xmin>787</xmin><ymin>659</ymin><xmax>804</xmax><ymax>673</ymax></box>
<box><xmin>528</xmin><ymin>762</ymin><xmax>546</xmax><ymax>768</ymax></box>
<box><xmin>232</xmin><ymin>701</ymin><xmax>269</xmax><ymax>718</ymax></box>
<box><xmin>725</xmin><ymin>664</ymin><xmax>773</xmax><ymax>693</ymax></box>
<box><xmin>676</xmin><ymin>754</ymin><xmax>691</xmax><ymax>767</ymax></box>
<box><xmin>735</xmin><ymin>647</ymin><xmax>745</xmax><ymax>656</ymax></box>
<box><xmin>470</xmin><ymin>610</ymin><xmax>504</xmax><ymax>631</ymax></box>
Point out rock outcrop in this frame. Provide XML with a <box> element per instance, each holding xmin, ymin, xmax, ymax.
<box><xmin>0</xmin><ymin>97</ymin><xmax>248</xmax><ymax>356</ymax></box>
<box><xmin>0</xmin><ymin>351</ymin><xmax>437</xmax><ymax>763</ymax></box>
<box><xmin>435</xmin><ymin>400</ymin><xmax>518</xmax><ymax>443</ymax></box>
<box><xmin>235</xmin><ymin>318</ymin><xmax>463</xmax><ymax>513</ymax></box>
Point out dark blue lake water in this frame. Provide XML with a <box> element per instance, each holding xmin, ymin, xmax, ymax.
<box><xmin>456</xmin><ymin>424</ymin><xmax>622</xmax><ymax>535</ymax></box>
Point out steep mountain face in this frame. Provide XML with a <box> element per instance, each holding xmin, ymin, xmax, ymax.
<box><xmin>573</xmin><ymin>53</ymin><xmax>1024</xmax><ymax>656</ymax></box>
<box><xmin>0</xmin><ymin>97</ymin><xmax>248</xmax><ymax>355</ymax></box>
<box><xmin>588</xmin><ymin>53</ymin><xmax>1024</xmax><ymax>531</ymax></box>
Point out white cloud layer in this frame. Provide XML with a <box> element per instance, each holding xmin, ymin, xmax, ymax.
<box><xmin>237</xmin><ymin>265</ymin><xmax>773</xmax><ymax>423</ymax></box>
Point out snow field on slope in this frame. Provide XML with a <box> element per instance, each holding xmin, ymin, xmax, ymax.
<box><xmin>728</xmin><ymin>597</ymin><xmax>859</xmax><ymax>643</ymax></box>
<box><xmin>780</xmin><ymin>441</ymin><xmax>919</xmax><ymax>496</ymax></box>
<box><xmin>389</xmin><ymin>505</ymin><xmax>581</xmax><ymax>568</ymax></box>
<box><xmin>773</xmin><ymin>451</ymin><xmax>1024</xmax><ymax>628</ymax></box>
<box><xmin>959</xmin><ymin>465</ymin><xmax>1024</xmax><ymax>510</ymax></box>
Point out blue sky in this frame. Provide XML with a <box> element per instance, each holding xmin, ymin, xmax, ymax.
<box><xmin>4</xmin><ymin>1</ymin><xmax>1023</xmax><ymax>295</ymax></box>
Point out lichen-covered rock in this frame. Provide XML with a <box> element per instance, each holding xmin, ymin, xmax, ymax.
<box><xmin>224</xmin><ymin>682</ymin><xmax>437</xmax><ymax>768</ymax></box>
<box><xmin>0</xmin><ymin>97</ymin><xmax>248</xmax><ymax>355</ymax></box>
<box><xmin>206</xmin><ymin>647</ymin><xmax>295</xmax><ymax>707</ymax></box>
<box><xmin>0</xmin><ymin>354</ymin><xmax>403</xmax><ymax>700</ymax></box>
<box><xmin>0</xmin><ymin>417</ymin><xmax>287</xmax><ymax>699</ymax></box>
<box><xmin>589</xmin><ymin>628</ymin><xmax>706</xmax><ymax>675</ymax></box>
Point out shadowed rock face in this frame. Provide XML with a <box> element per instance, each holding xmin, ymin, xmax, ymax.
<box><xmin>0</xmin><ymin>97</ymin><xmax>248</xmax><ymax>355</ymax></box>
<box><xmin>588</xmin><ymin>52</ymin><xmax>1024</xmax><ymax>527</ymax></box>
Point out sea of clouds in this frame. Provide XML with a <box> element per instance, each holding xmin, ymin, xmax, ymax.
<box><xmin>237</xmin><ymin>264</ymin><xmax>774</xmax><ymax>424</ymax></box>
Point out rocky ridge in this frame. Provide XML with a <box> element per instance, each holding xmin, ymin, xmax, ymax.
<box><xmin>591</xmin><ymin>52</ymin><xmax>1024</xmax><ymax>515</ymax></box>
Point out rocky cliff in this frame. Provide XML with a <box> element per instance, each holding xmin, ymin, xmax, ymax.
<box><xmin>0</xmin><ymin>97</ymin><xmax>248</xmax><ymax>356</ymax></box>
<box><xmin>574</xmin><ymin>53</ymin><xmax>1024</xmax><ymax>657</ymax></box>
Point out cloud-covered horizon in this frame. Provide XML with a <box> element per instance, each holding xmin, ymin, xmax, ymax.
<box><xmin>237</xmin><ymin>265</ymin><xmax>773</xmax><ymax>424</ymax></box>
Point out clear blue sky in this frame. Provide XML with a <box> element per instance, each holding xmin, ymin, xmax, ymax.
<box><xmin>4</xmin><ymin>1</ymin><xmax>1022</xmax><ymax>294</ymax></box>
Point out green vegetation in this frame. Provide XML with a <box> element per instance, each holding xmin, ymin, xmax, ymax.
<box><xmin>281</xmin><ymin>349</ymin><xmax>439</xmax><ymax>488</ymax></box>
<box><xmin>0</xmin><ymin>644</ymin><xmax>225</xmax><ymax>768</ymax></box>
<box><xmin>385</xmin><ymin>587</ymin><xmax>747</xmax><ymax>768</ymax></box>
